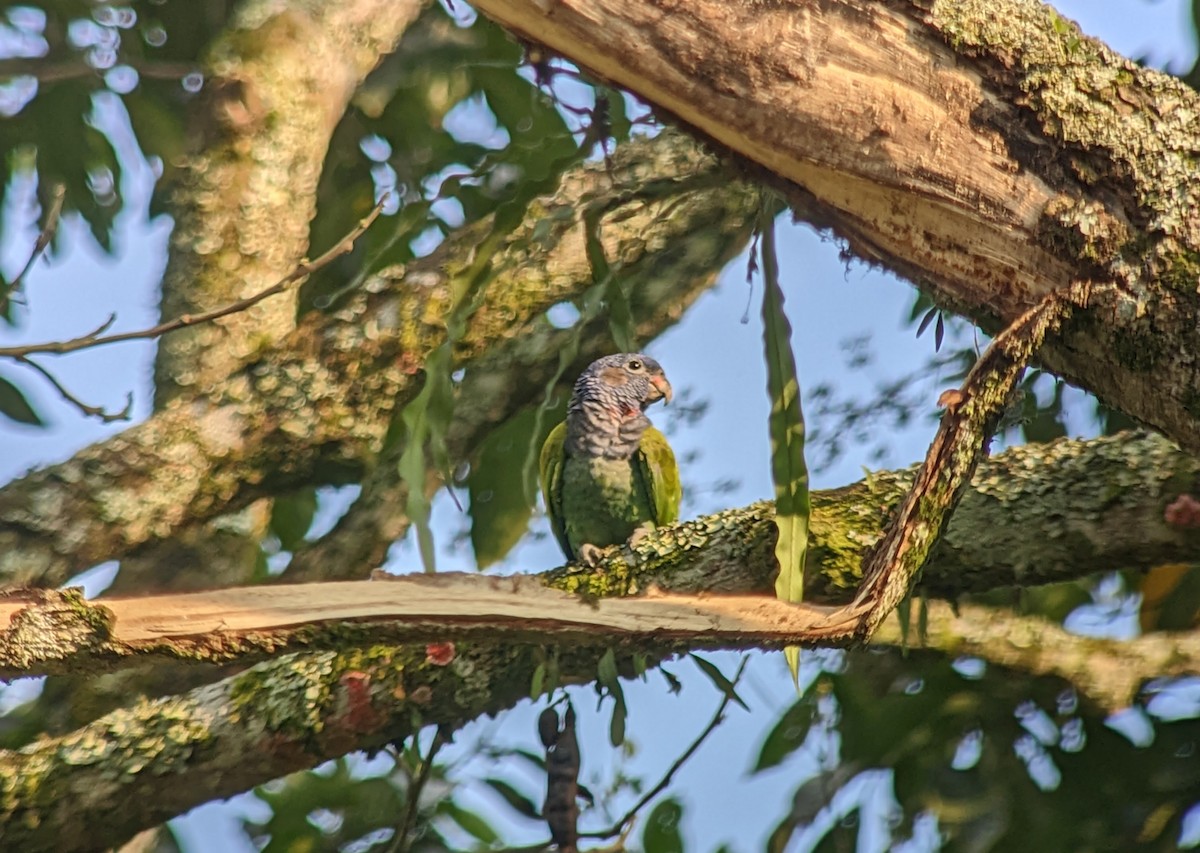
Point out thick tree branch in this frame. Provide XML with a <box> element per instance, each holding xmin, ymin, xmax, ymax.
<box><xmin>152</xmin><ymin>0</ymin><xmax>423</xmax><ymax>400</ymax></box>
<box><xmin>471</xmin><ymin>0</ymin><xmax>1200</xmax><ymax>452</ymax></box>
<box><xmin>3</xmin><ymin>430</ymin><xmax>1198</xmax><ymax>678</ymax></box>
<box><xmin>1</xmin><ymin>583</ymin><xmax>1191</xmax><ymax>851</ymax></box>
<box><xmin>0</xmin><ymin>134</ymin><xmax>759</xmax><ymax>588</ymax></box>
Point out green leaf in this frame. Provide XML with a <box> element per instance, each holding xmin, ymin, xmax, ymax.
<box><xmin>483</xmin><ymin>777</ymin><xmax>541</xmax><ymax>820</ymax></box>
<box><xmin>397</xmin><ymin>344</ymin><xmax>454</xmax><ymax>573</ymax></box>
<box><xmin>441</xmin><ymin>799</ymin><xmax>499</xmax><ymax>843</ymax></box>
<box><xmin>470</xmin><ymin>406</ymin><xmax>562</xmax><ymax>567</ymax></box>
<box><xmin>597</xmin><ymin>648</ymin><xmax>619</xmax><ymax>687</ymax></box>
<box><xmin>583</xmin><ymin>204</ymin><xmax>636</xmax><ymax>352</ymax></box>
<box><xmin>609</xmin><ymin>685</ymin><xmax>627</xmax><ymax>747</ymax></box>
<box><xmin>759</xmin><ymin>202</ymin><xmax>810</xmax><ymax>686</ymax></box>
<box><xmin>269</xmin><ymin>489</ymin><xmax>318</xmax><ymax>551</ymax></box>
<box><xmin>530</xmin><ymin>664</ymin><xmax>546</xmax><ymax>700</ymax></box>
<box><xmin>753</xmin><ymin>695</ymin><xmax>816</xmax><ymax>773</ymax></box>
<box><xmin>641</xmin><ymin>798</ymin><xmax>684</xmax><ymax>853</ymax></box>
<box><xmin>689</xmin><ymin>654</ymin><xmax>749</xmax><ymax>711</ymax></box>
<box><xmin>897</xmin><ymin>595</ymin><xmax>912</xmax><ymax>653</ymax></box>
<box><xmin>0</xmin><ymin>374</ymin><xmax>44</xmax><ymax>427</ymax></box>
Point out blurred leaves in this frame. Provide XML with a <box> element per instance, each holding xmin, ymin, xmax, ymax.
<box><xmin>302</xmin><ymin>5</ymin><xmax>609</xmax><ymax>311</ymax></box>
<box><xmin>269</xmin><ymin>488</ymin><xmax>318</xmax><ymax>552</ymax></box>
<box><xmin>0</xmin><ymin>1</ymin><xmax>215</xmax><ymax>255</ymax></box>
<box><xmin>752</xmin><ymin>693</ymin><xmax>816</xmax><ymax>773</ymax></box>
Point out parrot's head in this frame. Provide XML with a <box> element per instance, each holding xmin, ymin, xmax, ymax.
<box><xmin>565</xmin><ymin>353</ymin><xmax>673</xmax><ymax>457</ymax></box>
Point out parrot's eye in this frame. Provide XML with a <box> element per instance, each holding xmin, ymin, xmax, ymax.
<box><xmin>627</xmin><ymin>359</ymin><xmax>644</xmax><ymax>371</ymax></box>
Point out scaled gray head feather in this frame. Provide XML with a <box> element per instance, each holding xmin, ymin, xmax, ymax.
<box><xmin>565</xmin><ymin>353</ymin><xmax>672</xmax><ymax>459</ymax></box>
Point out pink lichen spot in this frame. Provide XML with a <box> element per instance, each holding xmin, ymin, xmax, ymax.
<box><xmin>425</xmin><ymin>642</ymin><xmax>456</xmax><ymax>666</ymax></box>
<box><xmin>1164</xmin><ymin>494</ymin><xmax>1200</xmax><ymax>528</ymax></box>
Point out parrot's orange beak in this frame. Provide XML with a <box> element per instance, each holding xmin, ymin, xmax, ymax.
<box><xmin>648</xmin><ymin>373</ymin><xmax>673</xmax><ymax>405</ymax></box>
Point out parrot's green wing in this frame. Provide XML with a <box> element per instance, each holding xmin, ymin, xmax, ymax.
<box><xmin>539</xmin><ymin>421</ymin><xmax>573</xmax><ymax>559</ymax></box>
<box><xmin>633</xmin><ymin>425</ymin><xmax>681</xmax><ymax>527</ymax></box>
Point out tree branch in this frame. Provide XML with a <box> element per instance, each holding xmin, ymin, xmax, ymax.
<box><xmin>0</xmin><ymin>133</ymin><xmax>759</xmax><ymax>588</ymax></box>
<box><xmin>0</xmin><ymin>201</ymin><xmax>384</xmax><ymax>360</ymax></box>
<box><xmin>3</xmin><ymin>428</ymin><xmax>1198</xmax><ymax>679</ymax></box>
<box><xmin>470</xmin><ymin>0</ymin><xmax>1200</xmax><ymax>453</ymax></box>
<box><xmin>1</xmin><ymin>579</ymin><xmax>1192</xmax><ymax>851</ymax></box>
<box><xmin>151</xmin><ymin>0</ymin><xmax>423</xmax><ymax>401</ymax></box>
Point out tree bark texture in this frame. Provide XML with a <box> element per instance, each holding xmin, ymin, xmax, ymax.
<box><xmin>154</xmin><ymin>0</ymin><xmax>423</xmax><ymax>399</ymax></box>
<box><xmin>471</xmin><ymin>0</ymin><xmax>1200</xmax><ymax>452</ymax></box>
<box><xmin>1</xmin><ymin>430</ymin><xmax>1195</xmax><ymax>674</ymax></box>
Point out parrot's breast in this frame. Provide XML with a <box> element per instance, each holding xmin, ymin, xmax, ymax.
<box><xmin>560</xmin><ymin>454</ymin><xmax>655</xmax><ymax>554</ymax></box>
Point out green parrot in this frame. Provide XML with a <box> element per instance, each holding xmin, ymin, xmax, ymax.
<box><xmin>540</xmin><ymin>353</ymin><xmax>681</xmax><ymax>565</ymax></box>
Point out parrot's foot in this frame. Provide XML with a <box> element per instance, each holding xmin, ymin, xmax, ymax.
<box><xmin>577</xmin><ymin>543</ymin><xmax>605</xmax><ymax>567</ymax></box>
<box><xmin>626</xmin><ymin>524</ymin><xmax>655</xmax><ymax>549</ymax></box>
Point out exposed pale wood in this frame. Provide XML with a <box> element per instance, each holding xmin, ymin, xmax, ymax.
<box><xmin>0</xmin><ymin>574</ymin><xmax>843</xmax><ymax>651</ymax></box>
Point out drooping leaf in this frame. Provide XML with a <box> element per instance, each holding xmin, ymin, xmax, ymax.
<box><xmin>530</xmin><ymin>663</ymin><xmax>546</xmax><ymax>699</ymax></box>
<box><xmin>641</xmin><ymin>798</ymin><xmax>685</xmax><ymax>853</ymax></box>
<box><xmin>469</xmin><ymin>403</ymin><xmax>563</xmax><ymax>567</ymax></box>
<box><xmin>483</xmin><ymin>777</ymin><xmax>542</xmax><ymax>821</ymax></box>
<box><xmin>916</xmin><ymin>306</ymin><xmax>938</xmax><ymax>339</ymax></box>
<box><xmin>397</xmin><ymin>344</ymin><xmax>453</xmax><ymax>573</ymax></box>
<box><xmin>609</xmin><ymin>686</ymin><xmax>627</xmax><ymax>747</ymax></box>
<box><xmin>753</xmin><ymin>694</ymin><xmax>817</xmax><ymax>773</ymax></box>
<box><xmin>440</xmin><ymin>799</ymin><xmax>500</xmax><ymax>843</ymax></box>
<box><xmin>269</xmin><ymin>488</ymin><xmax>318</xmax><ymax>552</ymax></box>
<box><xmin>0</xmin><ymin>374</ymin><xmax>45</xmax><ymax>427</ymax></box>
<box><xmin>759</xmin><ymin>201</ymin><xmax>811</xmax><ymax>685</ymax></box>
<box><xmin>583</xmin><ymin>203</ymin><xmax>636</xmax><ymax>352</ymax></box>
<box><xmin>689</xmin><ymin>654</ymin><xmax>749</xmax><ymax>711</ymax></box>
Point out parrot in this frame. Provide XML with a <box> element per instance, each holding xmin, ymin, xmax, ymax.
<box><xmin>539</xmin><ymin>353</ymin><xmax>681</xmax><ymax>565</ymax></box>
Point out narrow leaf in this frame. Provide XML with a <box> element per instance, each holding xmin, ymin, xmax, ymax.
<box><xmin>442</xmin><ymin>800</ymin><xmax>499</xmax><ymax>843</ymax></box>
<box><xmin>530</xmin><ymin>663</ymin><xmax>546</xmax><ymax>699</ymax></box>
<box><xmin>689</xmin><ymin>654</ymin><xmax>749</xmax><ymax>711</ymax></box>
<box><xmin>609</xmin><ymin>685</ymin><xmax>627</xmax><ymax>747</ymax></box>
<box><xmin>483</xmin><ymin>777</ymin><xmax>542</xmax><ymax>820</ymax></box>
<box><xmin>759</xmin><ymin>208</ymin><xmax>810</xmax><ymax>604</ymax></box>
<box><xmin>759</xmin><ymin>203</ymin><xmax>811</xmax><ymax>687</ymax></box>
<box><xmin>916</xmin><ymin>306</ymin><xmax>938</xmax><ymax>338</ymax></box>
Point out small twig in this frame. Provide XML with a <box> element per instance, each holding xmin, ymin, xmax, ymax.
<box><xmin>5</xmin><ymin>184</ymin><xmax>65</xmax><ymax>302</ymax></box>
<box><xmin>390</xmin><ymin>726</ymin><xmax>448</xmax><ymax>853</ymax></box>
<box><xmin>0</xmin><ymin>198</ymin><xmax>386</xmax><ymax>360</ymax></box>
<box><xmin>14</xmin><ymin>354</ymin><xmax>133</xmax><ymax>423</ymax></box>
<box><xmin>580</xmin><ymin>656</ymin><xmax>749</xmax><ymax>841</ymax></box>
